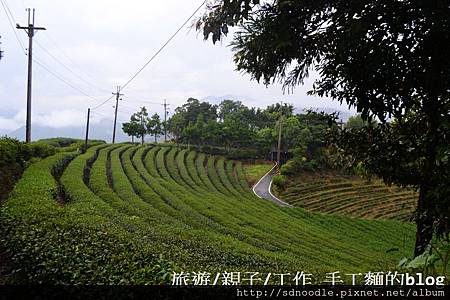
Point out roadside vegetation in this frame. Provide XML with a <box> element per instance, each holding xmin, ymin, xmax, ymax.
<box><xmin>242</xmin><ymin>162</ymin><xmax>273</xmax><ymax>186</ymax></box>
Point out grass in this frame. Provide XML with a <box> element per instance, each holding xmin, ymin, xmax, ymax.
<box><xmin>0</xmin><ymin>144</ymin><xmax>417</xmax><ymax>284</ymax></box>
<box><xmin>242</xmin><ymin>162</ymin><xmax>274</xmax><ymax>186</ymax></box>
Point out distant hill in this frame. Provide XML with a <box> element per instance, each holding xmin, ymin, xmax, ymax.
<box><xmin>6</xmin><ymin>119</ymin><xmax>165</xmax><ymax>143</ymax></box>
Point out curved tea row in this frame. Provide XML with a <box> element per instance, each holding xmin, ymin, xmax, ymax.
<box><xmin>279</xmin><ymin>174</ymin><xmax>417</xmax><ymax>221</ymax></box>
<box><xmin>2</xmin><ymin>144</ymin><xmax>415</xmax><ymax>284</ymax></box>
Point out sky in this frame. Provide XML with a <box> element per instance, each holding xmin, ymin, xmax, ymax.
<box><xmin>0</xmin><ymin>0</ymin><xmax>355</xmax><ymax>138</ymax></box>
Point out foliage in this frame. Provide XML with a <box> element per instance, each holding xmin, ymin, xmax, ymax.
<box><xmin>398</xmin><ymin>240</ymin><xmax>450</xmax><ymax>279</ymax></box>
<box><xmin>0</xmin><ymin>152</ymin><xmax>176</xmax><ymax>284</ymax></box>
<box><xmin>0</xmin><ymin>137</ymin><xmax>57</xmax><ymax>201</ymax></box>
<box><xmin>123</xmin><ymin>108</ymin><xmax>164</xmax><ymax>144</ymax></box>
<box><xmin>147</xmin><ymin>113</ymin><xmax>163</xmax><ymax>143</ymax></box>
<box><xmin>332</xmin><ymin>113</ymin><xmax>450</xmax><ymax>255</ymax></box>
<box><xmin>345</xmin><ymin>114</ymin><xmax>377</xmax><ymax>130</ymax></box>
<box><xmin>272</xmin><ymin>174</ymin><xmax>288</xmax><ymax>189</ymax></box>
<box><xmin>122</xmin><ymin>107</ymin><xmax>150</xmax><ymax>144</ymax></box>
<box><xmin>37</xmin><ymin>137</ymin><xmax>81</xmax><ymax>147</ymax></box>
<box><xmin>122</xmin><ymin>121</ymin><xmax>141</xmax><ymax>143</ymax></box>
<box><xmin>37</xmin><ymin>137</ymin><xmax>106</xmax><ymax>148</ymax></box>
<box><xmin>197</xmin><ymin>0</ymin><xmax>450</xmax><ymax>257</ymax></box>
<box><xmin>0</xmin><ymin>144</ymin><xmax>419</xmax><ymax>283</ymax></box>
<box><xmin>167</xmin><ymin>98</ymin><xmax>334</xmax><ymax>164</ymax></box>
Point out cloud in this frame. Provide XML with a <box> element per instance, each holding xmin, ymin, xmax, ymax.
<box><xmin>0</xmin><ymin>0</ymin><xmax>355</xmax><ymax>141</ymax></box>
<box><xmin>33</xmin><ymin>109</ymin><xmax>87</xmax><ymax>128</ymax></box>
<box><xmin>0</xmin><ymin>116</ymin><xmax>21</xmax><ymax>133</ymax></box>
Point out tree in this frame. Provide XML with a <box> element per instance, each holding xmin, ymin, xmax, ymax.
<box><xmin>147</xmin><ymin>113</ymin><xmax>163</xmax><ymax>143</ymax></box>
<box><xmin>167</xmin><ymin>98</ymin><xmax>218</xmax><ymax>144</ymax></box>
<box><xmin>122</xmin><ymin>121</ymin><xmax>140</xmax><ymax>143</ymax></box>
<box><xmin>197</xmin><ymin>0</ymin><xmax>450</xmax><ymax>256</ymax></box>
<box><xmin>128</xmin><ymin>107</ymin><xmax>150</xmax><ymax>145</ymax></box>
<box><xmin>218</xmin><ymin>99</ymin><xmax>246</xmax><ymax>121</ymax></box>
<box><xmin>345</xmin><ymin>114</ymin><xmax>377</xmax><ymax>130</ymax></box>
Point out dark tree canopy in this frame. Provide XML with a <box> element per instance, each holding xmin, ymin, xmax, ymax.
<box><xmin>198</xmin><ymin>0</ymin><xmax>450</xmax><ymax>256</ymax></box>
<box><xmin>198</xmin><ymin>0</ymin><xmax>449</xmax><ymax>121</ymax></box>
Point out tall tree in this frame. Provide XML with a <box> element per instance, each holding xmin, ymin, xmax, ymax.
<box><xmin>129</xmin><ymin>107</ymin><xmax>150</xmax><ymax>145</ymax></box>
<box><xmin>148</xmin><ymin>113</ymin><xmax>163</xmax><ymax>143</ymax></box>
<box><xmin>122</xmin><ymin>121</ymin><xmax>140</xmax><ymax>143</ymax></box>
<box><xmin>197</xmin><ymin>0</ymin><xmax>450</xmax><ymax>256</ymax></box>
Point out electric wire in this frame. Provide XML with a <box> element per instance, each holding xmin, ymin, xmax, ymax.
<box><xmin>119</xmin><ymin>0</ymin><xmax>206</xmax><ymax>91</ymax></box>
<box><xmin>0</xmin><ymin>0</ymin><xmax>27</xmax><ymax>54</ymax></box>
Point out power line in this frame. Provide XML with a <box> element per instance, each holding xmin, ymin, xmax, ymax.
<box><xmin>91</xmin><ymin>94</ymin><xmax>115</xmax><ymax>110</ymax></box>
<box><xmin>16</xmin><ymin>7</ymin><xmax>46</xmax><ymax>143</ymax></box>
<box><xmin>33</xmin><ymin>55</ymin><xmax>115</xmax><ymax>108</ymax></box>
<box><xmin>34</xmin><ymin>40</ymin><xmax>108</xmax><ymax>94</ymax></box>
<box><xmin>120</xmin><ymin>0</ymin><xmax>206</xmax><ymax>91</ymax></box>
<box><xmin>2</xmin><ymin>0</ymin><xmax>110</xmax><ymax>108</ymax></box>
<box><xmin>43</xmin><ymin>32</ymin><xmax>109</xmax><ymax>92</ymax></box>
<box><xmin>86</xmin><ymin>0</ymin><xmax>206</xmax><ymax>111</ymax></box>
<box><xmin>0</xmin><ymin>0</ymin><xmax>26</xmax><ymax>54</ymax></box>
<box><xmin>125</xmin><ymin>98</ymin><xmax>164</xmax><ymax>106</ymax></box>
<box><xmin>33</xmin><ymin>57</ymin><xmax>105</xmax><ymax>103</ymax></box>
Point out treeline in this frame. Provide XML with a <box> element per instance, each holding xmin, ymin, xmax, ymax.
<box><xmin>122</xmin><ymin>107</ymin><xmax>163</xmax><ymax>144</ymax></box>
<box><xmin>121</xmin><ymin>98</ymin><xmax>372</xmax><ymax>174</ymax></box>
<box><xmin>121</xmin><ymin>98</ymin><xmax>340</xmax><ymax>166</ymax></box>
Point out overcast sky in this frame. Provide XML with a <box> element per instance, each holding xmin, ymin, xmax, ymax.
<box><xmin>0</xmin><ymin>0</ymin><xmax>354</xmax><ymax>136</ymax></box>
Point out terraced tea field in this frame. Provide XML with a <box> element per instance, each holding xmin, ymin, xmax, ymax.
<box><xmin>1</xmin><ymin>144</ymin><xmax>415</xmax><ymax>284</ymax></box>
<box><xmin>277</xmin><ymin>172</ymin><xmax>417</xmax><ymax>221</ymax></box>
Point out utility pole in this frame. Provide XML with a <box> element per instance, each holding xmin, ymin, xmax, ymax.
<box><xmin>140</xmin><ymin>112</ymin><xmax>144</xmax><ymax>145</ymax></box>
<box><xmin>0</xmin><ymin>35</ymin><xmax>4</xmax><ymax>61</ymax></box>
<box><xmin>276</xmin><ymin>102</ymin><xmax>283</xmax><ymax>168</ymax></box>
<box><xmin>112</xmin><ymin>86</ymin><xmax>123</xmax><ymax>144</ymax></box>
<box><xmin>162</xmin><ymin>99</ymin><xmax>170</xmax><ymax>142</ymax></box>
<box><xmin>83</xmin><ymin>108</ymin><xmax>91</xmax><ymax>153</ymax></box>
<box><xmin>17</xmin><ymin>8</ymin><xmax>46</xmax><ymax>143</ymax></box>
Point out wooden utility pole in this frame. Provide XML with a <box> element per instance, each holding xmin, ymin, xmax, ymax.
<box><xmin>112</xmin><ymin>86</ymin><xmax>123</xmax><ymax>144</ymax></box>
<box><xmin>162</xmin><ymin>99</ymin><xmax>170</xmax><ymax>142</ymax></box>
<box><xmin>83</xmin><ymin>108</ymin><xmax>91</xmax><ymax>153</ymax></box>
<box><xmin>276</xmin><ymin>102</ymin><xmax>283</xmax><ymax>168</ymax></box>
<box><xmin>140</xmin><ymin>112</ymin><xmax>145</xmax><ymax>145</ymax></box>
<box><xmin>0</xmin><ymin>35</ymin><xmax>4</xmax><ymax>61</ymax></box>
<box><xmin>17</xmin><ymin>8</ymin><xmax>46</xmax><ymax>143</ymax></box>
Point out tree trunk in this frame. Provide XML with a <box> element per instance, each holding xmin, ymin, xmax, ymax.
<box><xmin>132</xmin><ymin>136</ymin><xmax>134</xmax><ymax>143</ymax></box>
<box><xmin>414</xmin><ymin>183</ymin><xmax>434</xmax><ymax>257</ymax></box>
<box><xmin>141</xmin><ymin>135</ymin><xmax>144</xmax><ymax>145</ymax></box>
<box><xmin>414</xmin><ymin>97</ymin><xmax>439</xmax><ymax>257</ymax></box>
<box><xmin>154</xmin><ymin>134</ymin><xmax>157</xmax><ymax>143</ymax></box>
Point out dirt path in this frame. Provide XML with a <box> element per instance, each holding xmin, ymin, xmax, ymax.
<box><xmin>252</xmin><ymin>163</ymin><xmax>293</xmax><ymax>207</ymax></box>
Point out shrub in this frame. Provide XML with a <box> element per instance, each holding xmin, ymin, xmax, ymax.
<box><xmin>37</xmin><ymin>137</ymin><xmax>81</xmax><ymax>147</ymax></box>
<box><xmin>272</xmin><ymin>174</ymin><xmax>288</xmax><ymax>189</ymax></box>
<box><xmin>37</xmin><ymin>138</ymin><xmax>106</xmax><ymax>149</ymax></box>
<box><xmin>0</xmin><ymin>137</ymin><xmax>26</xmax><ymax>201</ymax></box>
<box><xmin>227</xmin><ymin>148</ymin><xmax>259</xmax><ymax>160</ymax></box>
<box><xmin>280</xmin><ymin>160</ymin><xmax>300</xmax><ymax>176</ymax></box>
<box><xmin>26</xmin><ymin>142</ymin><xmax>57</xmax><ymax>158</ymax></box>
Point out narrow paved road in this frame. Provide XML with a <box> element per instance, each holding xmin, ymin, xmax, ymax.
<box><xmin>252</xmin><ymin>164</ymin><xmax>293</xmax><ymax>207</ymax></box>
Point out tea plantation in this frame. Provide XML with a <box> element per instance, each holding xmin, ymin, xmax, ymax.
<box><xmin>0</xmin><ymin>144</ymin><xmax>415</xmax><ymax>284</ymax></box>
<box><xmin>277</xmin><ymin>172</ymin><xmax>417</xmax><ymax>222</ymax></box>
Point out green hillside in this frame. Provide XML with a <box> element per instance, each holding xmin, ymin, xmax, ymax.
<box><xmin>277</xmin><ymin>172</ymin><xmax>417</xmax><ymax>222</ymax></box>
<box><xmin>1</xmin><ymin>144</ymin><xmax>415</xmax><ymax>284</ymax></box>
